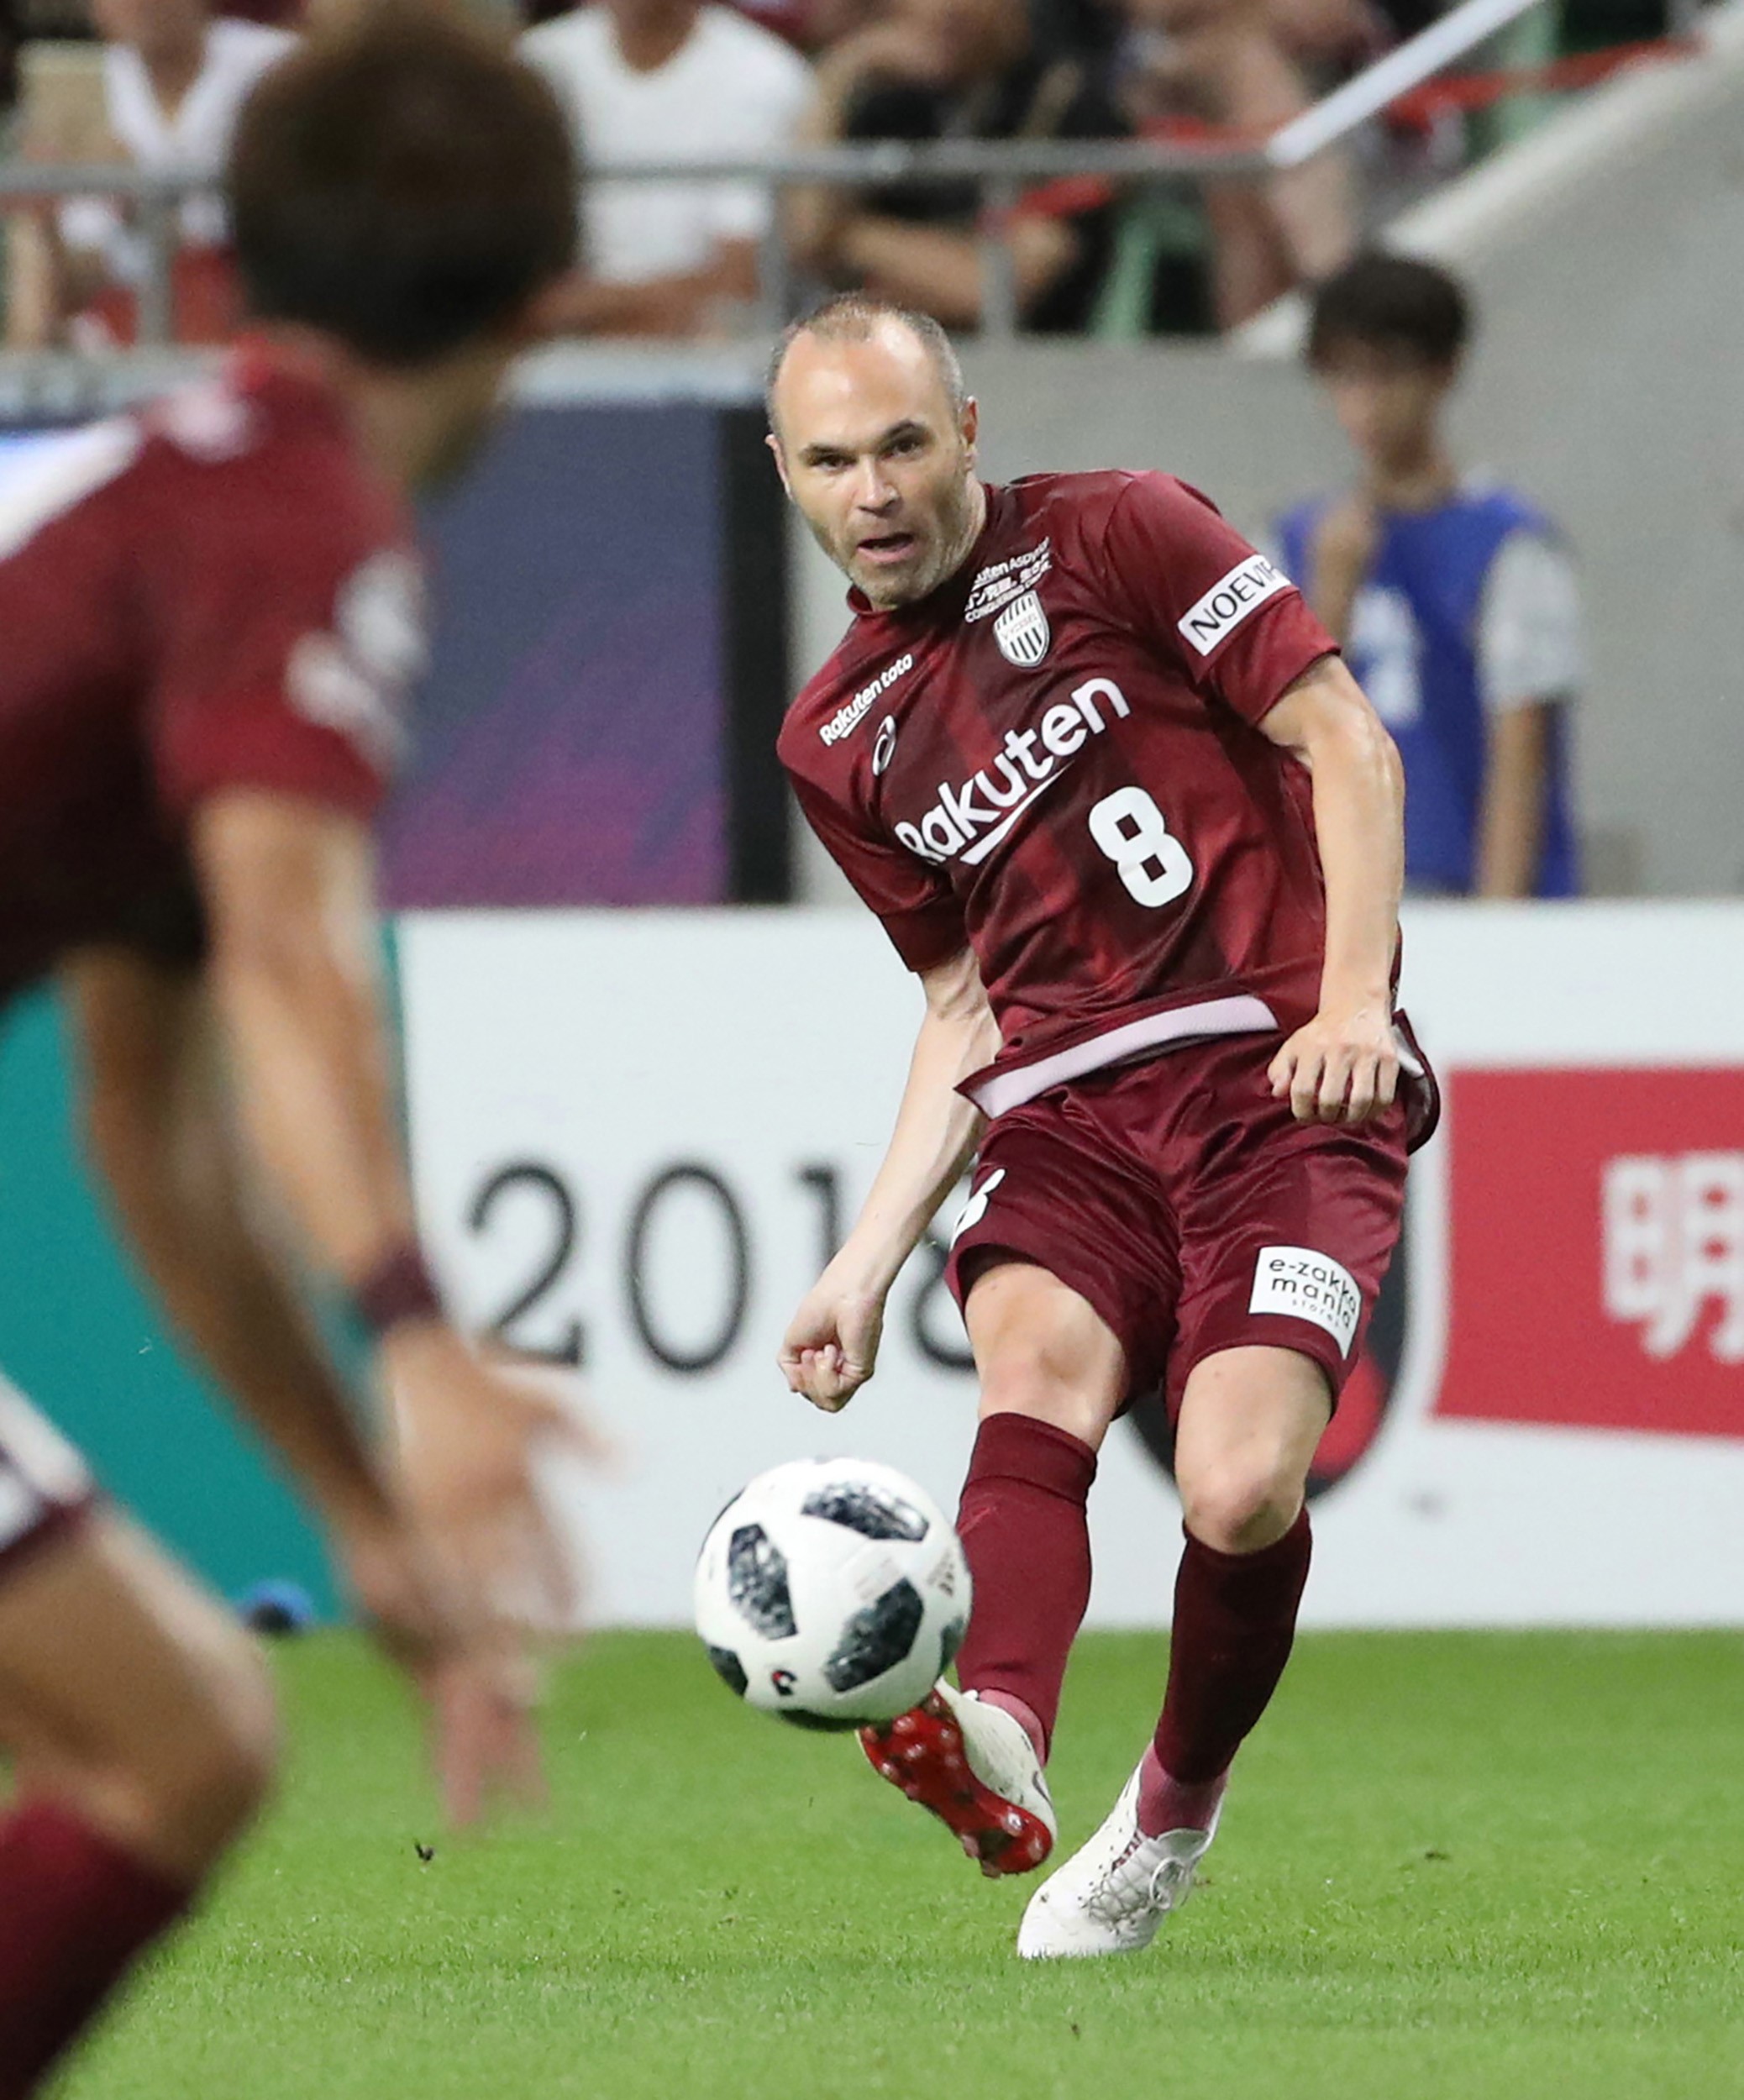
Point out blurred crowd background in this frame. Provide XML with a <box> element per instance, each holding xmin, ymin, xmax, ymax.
<box><xmin>0</xmin><ymin>0</ymin><xmax>1704</xmax><ymax>349</ymax></box>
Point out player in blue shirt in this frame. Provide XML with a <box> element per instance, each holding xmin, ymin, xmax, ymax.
<box><xmin>1279</xmin><ymin>253</ymin><xmax>1582</xmax><ymax>897</ymax></box>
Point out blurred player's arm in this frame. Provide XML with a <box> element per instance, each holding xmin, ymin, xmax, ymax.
<box><xmin>66</xmin><ymin>945</ymin><xmax>481</xmax><ymax>1696</ymax></box>
<box><xmin>1258</xmin><ymin>653</ymin><xmax>1404</xmax><ymax>1126</ymax></box>
<box><xmin>1475</xmin><ymin>700</ymin><xmax>1552</xmax><ymax>899</ymax></box>
<box><xmin>68</xmin><ymin>946</ymin><xmax>397</xmax><ymax>1539</ymax></box>
<box><xmin>187</xmin><ymin>789</ymin><xmax>571</xmax><ymax>1560</ymax></box>
<box><xmin>780</xmin><ymin>945</ymin><xmax>998</xmax><ymax>1412</ymax></box>
<box><xmin>181</xmin><ymin>788</ymin><xmax>578</xmax><ymax>1818</ymax></box>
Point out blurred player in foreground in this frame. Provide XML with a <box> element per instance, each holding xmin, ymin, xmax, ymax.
<box><xmin>0</xmin><ymin>14</ymin><xmax>579</xmax><ymax>2092</ymax></box>
<box><xmin>772</xmin><ymin>295</ymin><xmax>1437</xmax><ymax>1959</ymax></box>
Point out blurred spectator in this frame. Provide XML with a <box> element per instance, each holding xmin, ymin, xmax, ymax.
<box><xmin>523</xmin><ymin>0</ymin><xmax>812</xmax><ymax>337</ymax></box>
<box><xmin>7</xmin><ymin>0</ymin><xmax>295</xmax><ymax>348</ymax></box>
<box><xmin>1277</xmin><ymin>254</ymin><xmax>1583</xmax><ymax>897</ymax></box>
<box><xmin>1122</xmin><ymin>0</ymin><xmax>1365</xmax><ymax>328</ymax></box>
<box><xmin>787</xmin><ymin>0</ymin><xmax>1125</xmax><ymax>333</ymax></box>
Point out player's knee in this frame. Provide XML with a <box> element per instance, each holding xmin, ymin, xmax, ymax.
<box><xmin>1179</xmin><ymin>1461</ymin><xmax>1301</xmax><ymax>1556</ymax></box>
<box><xmin>978</xmin><ymin>1367</ymin><xmax>1109</xmax><ymax>1449</ymax></box>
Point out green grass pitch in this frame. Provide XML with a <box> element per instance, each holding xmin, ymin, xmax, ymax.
<box><xmin>63</xmin><ymin>1627</ymin><xmax>1744</xmax><ymax>2100</ymax></box>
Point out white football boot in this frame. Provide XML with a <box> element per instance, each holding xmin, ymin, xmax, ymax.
<box><xmin>861</xmin><ymin>1683</ymin><xmax>1058</xmax><ymax>1876</ymax></box>
<box><xmin>1016</xmin><ymin>1761</ymin><xmax>1223</xmax><ymax>1959</ymax></box>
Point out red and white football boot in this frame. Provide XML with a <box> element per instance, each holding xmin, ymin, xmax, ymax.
<box><xmin>860</xmin><ymin>1683</ymin><xmax>1057</xmax><ymax>1877</ymax></box>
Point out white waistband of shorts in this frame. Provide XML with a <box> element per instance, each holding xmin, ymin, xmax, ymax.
<box><xmin>964</xmin><ymin>995</ymin><xmax>1279</xmax><ymax>1120</ymax></box>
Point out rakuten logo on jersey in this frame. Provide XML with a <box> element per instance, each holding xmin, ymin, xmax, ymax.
<box><xmin>893</xmin><ymin>676</ymin><xmax>1129</xmax><ymax>868</ymax></box>
<box><xmin>820</xmin><ymin>652</ymin><xmax>914</xmax><ymax>745</ymax></box>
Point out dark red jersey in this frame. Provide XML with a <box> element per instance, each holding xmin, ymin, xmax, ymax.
<box><xmin>0</xmin><ymin>350</ymin><xmax>423</xmax><ymax>1005</ymax></box>
<box><xmin>783</xmin><ymin>470</ymin><xmax>1360</xmax><ymax>1117</ymax></box>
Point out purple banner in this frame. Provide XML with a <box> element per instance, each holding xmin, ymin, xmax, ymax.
<box><xmin>382</xmin><ymin>403</ymin><xmax>728</xmax><ymax>907</ymax></box>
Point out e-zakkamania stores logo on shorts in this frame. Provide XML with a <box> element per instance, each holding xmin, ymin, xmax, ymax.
<box><xmin>993</xmin><ymin>590</ymin><xmax>1050</xmax><ymax>668</ymax></box>
<box><xmin>1128</xmin><ymin>1213</ymin><xmax>1413</xmax><ymax>1503</ymax></box>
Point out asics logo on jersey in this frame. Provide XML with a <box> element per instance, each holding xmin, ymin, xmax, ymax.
<box><xmin>820</xmin><ymin>652</ymin><xmax>914</xmax><ymax>745</ymax></box>
<box><xmin>1177</xmin><ymin>554</ymin><xmax>1292</xmax><ymax>658</ymax></box>
<box><xmin>893</xmin><ymin>678</ymin><xmax>1130</xmax><ymax>869</ymax></box>
<box><xmin>871</xmin><ymin>715</ymin><xmax>899</xmax><ymax>775</ymax></box>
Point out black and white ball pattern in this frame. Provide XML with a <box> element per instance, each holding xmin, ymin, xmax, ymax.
<box><xmin>693</xmin><ymin>1458</ymin><xmax>971</xmax><ymax>1730</ymax></box>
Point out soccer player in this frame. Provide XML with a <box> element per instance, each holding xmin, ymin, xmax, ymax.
<box><xmin>0</xmin><ymin>15</ymin><xmax>580</xmax><ymax>2091</ymax></box>
<box><xmin>770</xmin><ymin>294</ymin><xmax>1437</xmax><ymax>1959</ymax></box>
<box><xmin>1280</xmin><ymin>251</ymin><xmax>1583</xmax><ymax>898</ymax></box>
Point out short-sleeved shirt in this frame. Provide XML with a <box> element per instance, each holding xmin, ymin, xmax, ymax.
<box><xmin>0</xmin><ymin>351</ymin><xmax>423</xmax><ymax>1007</ymax></box>
<box><xmin>521</xmin><ymin>3</ymin><xmax>812</xmax><ymax>284</ymax></box>
<box><xmin>780</xmin><ymin>470</ymin><xmax>1425</xmax><ymax>1125</ymax></box>
<box><xmin>59</xmin><ymin>20</ymin><xmax>298</xmax><ymax>276</ymax></box>
<box><xmin>1275</xmin><ymin>482</ymin><xmax>1582</xmax><ymax>897</ymax></box>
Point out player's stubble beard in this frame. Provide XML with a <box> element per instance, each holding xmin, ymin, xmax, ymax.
<box><xmin>829</xmin><ymin>457</ymin><xmax>987</xmax><ymax>614</ymax></box>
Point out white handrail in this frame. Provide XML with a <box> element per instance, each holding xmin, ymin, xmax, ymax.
<box><xmin>1268</xmin><ymin>0</ymin><xmax>1554</xmax><ymax>169</ymax></box>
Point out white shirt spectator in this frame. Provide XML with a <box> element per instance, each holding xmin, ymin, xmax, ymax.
<box><xmin>523</xmin><ymin>3</ymin><xmax>811</xmax><ymax>286</ymax></box>
<box><xmin>60</xmin><ymin>19</ymin><xmax>297</xmax><ymax>280</ymax></box>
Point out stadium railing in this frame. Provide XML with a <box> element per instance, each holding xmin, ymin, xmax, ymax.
<box><xmin>0</xmin><ymin>0</ymin><xmax>1708</xmax><ymax>347</ymax></box>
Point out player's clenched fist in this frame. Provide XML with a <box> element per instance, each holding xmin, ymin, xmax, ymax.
<box><xmin>780</xmin><ymin>1267</ymin><xmax>886</xmax><ymax>1412</ymax></box>
<box><xmin>1268</xmin><ymin>1004</ymin><xmax>1400</xmax><ymax>1126</ymax></box>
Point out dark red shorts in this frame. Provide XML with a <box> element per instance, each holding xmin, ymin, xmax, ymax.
<box><xmin>0</xmin><ymin>1376</ymin><xmax>95</xmax><ymax>1582</ymax></box>
<box><xmin>944</xmin><ymin>1033</ymin><xmax>1409</xmax><ymax>1416</ymax></box>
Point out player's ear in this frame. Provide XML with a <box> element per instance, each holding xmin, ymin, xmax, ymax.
<box><xmin>765</xmin><ymin>430</ymin><xmax>793</xmax><ymax>497</ymax></box>
<box><xmin>961</xmin><ymin>395</ymin><xmax>979</xmax><ymax>460</ymax></box>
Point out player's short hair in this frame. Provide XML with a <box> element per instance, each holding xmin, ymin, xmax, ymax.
<box><xmin>766</xmin><ymin>294</ymin><xmax>967</xmax><ymax>429</ymax></box>
<box><xmin>229</xmin><ymin>6</ymin><xmax>578</xmax><ymax>368</ymax></box>
<box><xmin>1307</xmin><ymin>252</ymin><xmax>1472</xmax><ymax>370</ymax></box>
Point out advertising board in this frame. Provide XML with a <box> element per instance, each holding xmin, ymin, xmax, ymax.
<box><xmin>401</xmin><ymin>903</ymin><xmax>1744</xmax><ymax>1628</ymax></box>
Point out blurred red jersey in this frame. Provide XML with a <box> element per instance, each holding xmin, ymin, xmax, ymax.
<box><xmin>783</xmin><ymin>470</ymin><xmax>1384</xmax><ymax>1119</ymax></box>
<box><xmin>0</xmin><ymin>349</ymin><xmax>423</xmax><ymax>1005</ymax></box>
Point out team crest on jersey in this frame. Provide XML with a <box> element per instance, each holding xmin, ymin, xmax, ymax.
<box><xmin>994</xmin><ymin>591</ymin><xmax>1051</xmax><ymax>669</ymax></box>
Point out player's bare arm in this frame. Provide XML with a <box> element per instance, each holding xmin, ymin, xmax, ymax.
<box><xmin>780</xmin><ymin>945</ymin><xmax>997</xmax><ymax>1413</ymax></box>
<box><xmin>68</xmin><ymin>948</ymin><xmax>401</xmax><ymax>1535</ymax></box>
<box><xmin>191</xmin><ymin>788</ymin><xmax>579</xmax><ymax>1816</ymax></box>
<box><xmin>1476</xmin><ymin>699</ymin><xmax>1553</xmax><ymax>898</ymax></box>
<box><xmin>1258</xmin><ymin>654</ymin><xmax>1405</xmax><ymax>1126</ymax></box>
<box><xmin>65</xmin><ymin>948</ymin><xmax>472</xmax><ymax>1686</ymax></box>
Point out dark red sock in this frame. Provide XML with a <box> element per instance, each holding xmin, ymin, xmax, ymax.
<box><xmin>952</xmin><ymin>1412</ymin><xmax>1097</xmax><ymax>1761</ymax></box>
<box><xmin>0</xmin><ymin>1798</ymin><xmax>192</xmax><ymax>2099</ymax></box>
<box><xmin>1153</xmin><ymin>1508</ymin><xmax>1312</xmax><ymax>1787</ymax></box>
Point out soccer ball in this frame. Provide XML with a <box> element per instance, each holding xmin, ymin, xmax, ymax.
<box><xmin>694</xmin><ymin>1457</ymin><xmax>971</xmax><ymax>1731</ymax></box>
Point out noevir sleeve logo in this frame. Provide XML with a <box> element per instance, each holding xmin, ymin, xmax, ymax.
<box><xmin>1176</xmin><ymin>554</ymin><xmax>1292</xmax><ymax>658</ymax></box>
<box><xmin>893</xmin><ymin>677</ymin><xmax>1129</xmax><ymax>867</ymax></box>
